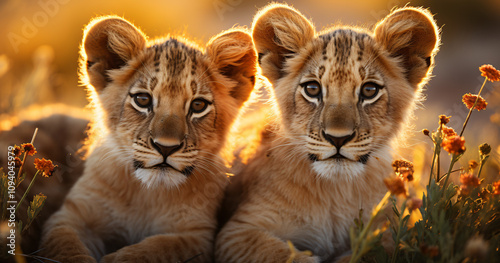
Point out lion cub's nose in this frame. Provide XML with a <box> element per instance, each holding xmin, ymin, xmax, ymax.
<box><xmin>322</xmin><ymin>130</ymin><xmax>356</xmax><ymax>150</ymax></box>
<box><xmin>150</xmin><ymin>138</ymin><xmax>184</xmax><ymax>159</ymax></box>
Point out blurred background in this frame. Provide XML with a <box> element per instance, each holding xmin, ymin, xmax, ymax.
<box><xmin>1</xmin><ymin>0</ymin><xmax>499</xmax><ymax>185</ymax></box>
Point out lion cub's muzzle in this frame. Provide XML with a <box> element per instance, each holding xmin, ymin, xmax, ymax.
<box><xmin>150</xmin><ymin>138</ymin><xmax>184</xmax><ymax>160</ymax></box>
<box><xmin>322</xmin><ymin>130</ymin><xmax>356</xmax><ymax>151</ymax></box>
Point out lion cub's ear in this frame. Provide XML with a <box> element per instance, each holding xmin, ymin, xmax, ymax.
<box><xmin>252</xmin><ymin>4</ymin><xmax>315</xmax><ymax>83</ymax></box>
<box><xmin>374</xmin><ymin>7</ymin><xmax>440</xmax><ymax>86</ymax></box>
<box><xmin>206</xmin><ymin>29</ymin><xmax>257</xmax><ymax>106</ymax></box>
<box><xmin>81</xmin><ymin>16</ymin><xmax>147</xmax><ymax>92</ymax></box>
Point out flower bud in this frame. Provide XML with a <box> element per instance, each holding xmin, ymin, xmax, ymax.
<box><xmin>479</xmin><ymin>143</ymin><xmax>491</xmax><ymax>156</ymax></box>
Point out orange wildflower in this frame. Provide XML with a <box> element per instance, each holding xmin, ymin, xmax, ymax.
<box><xmin>468</xmin><ymin>160</ymin><xmax>479</xmax><ymax>170</ymax></box>
<box><xmin>442</xmin><ymin>126</ymin><xmax>457</xmax><ymax>138</ymax></box>
<box><xmin>460</xmin><ymin>173</ymin><xmax>481</xmax><ymax>188</ymax></box>
<box><xmin>34</xmin><ymin>158</ymin><xmax>57</xmax><ymax>177</ymax></box>
<box><xmin>441</xmin><ymin>135</ymin><xmax>466</xmax><ymax>155</ymax></box>
<box><xmin>406</xmin><ymin>197</ymin><xmax>423</xmax><ymax>211</ymax></box>
<box><xmin>12</xmin><ymin>145</ymin><xmax>22</xmax><ymax>157</ymax></box>
<box><xmin>384</xmin><ymin>177</ymin><xmax>407</xmax><ymax>197</ymax></box>
<box><xmin>462</xmin><ymin>93</ymin><xmax>487</xmax><ymax>111</ymax></box>
<box><xmin>439</xmin><ymin>115</ymin><xmax>450</xmax><ymax>125</ymax></box>
<box><xmin>493</xmin><ymin>181</ymin><xmax>500</xmax><ymax>195</ymax></box>
<box><xmin>479</xmin><ymin>64</ymin><xmax>500</xmax><ymax>82</ymax></box>
<box><xmin>459</xmin><ymin>173</ymin><xmax>482</xmax><ymax>197</ymax></box>
<box><xmin>22</xmin><ymin>143</ymin><xmax>37</xmax><ymax>156</ymax></box>
<box><xmin>392</xmin><ymin>159</ymin><xmax>414</xmax><ymax>181</ymax></box>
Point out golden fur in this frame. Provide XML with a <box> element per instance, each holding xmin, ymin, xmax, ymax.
<box><xmin>216</xmin><ymin>4</ymin><xmax>439</xmax><ymax>262</ymax></box>
<box><xmin>40</xmin><ymin>16</ymin><xmax>256</xmax><ymax>262</ymax></box>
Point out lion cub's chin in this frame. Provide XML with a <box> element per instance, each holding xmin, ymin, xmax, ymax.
<box><xmin>134</xmin><ymin>168</ymin><xmax>187</xmax><ymax>189</ymax></box>
<box><xmin>311</xmin><ymin>160</ymin><xmax>365</xmax><ymax>182</ymax></box>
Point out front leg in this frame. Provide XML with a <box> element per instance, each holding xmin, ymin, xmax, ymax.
<box><xmin>40</xmin><ymin>213</ymin><xmax>98</xmax><ymax>263</ymax></box>
<box><xmin>216</xmin><ymin>221</ymin><xmax>319</xmax><ymax>263</ymax></box>
<box><xmin>100</xmin><ymin>232</ymin><xmax>213</xmax><ymax>263</ymax></box>
<box><xmin>40</xmin><ymin>190</ymin><xmax>111</xmax><ymax>262</ymax></box>
<box><xmin>41</xmin><ymin>226</ymin><xmax>97</xmax><ymax>263</ymax></box>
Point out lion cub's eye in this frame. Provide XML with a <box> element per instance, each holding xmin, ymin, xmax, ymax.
<box><xmin>133</xmin><ymin>93</ymin><xmax>152</xmax><ymax>108</ymax></box>
<box><xmin>302</xmin><ymin>81</ymin><xmax>322</xmax><ymax>98</ymax></box>
<box><xmin>360</xmin><ymin>82</ymin><xmax>381</xmax><ymax>100</ymax></box>
<box><xmin>190</xmin><ymin>99</ymin><xmax>209</xmax><ymax>113</ymax></box>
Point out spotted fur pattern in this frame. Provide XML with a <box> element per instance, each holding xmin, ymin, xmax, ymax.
<box><xmin>40</xmin><ymin>16</ymin><xmax>256</xmax><ymax>262</ymax></box>
<box><xmin>216</xmin><ymin>4</ymin><xmax>439</xmax><ymax>262</ymax></box>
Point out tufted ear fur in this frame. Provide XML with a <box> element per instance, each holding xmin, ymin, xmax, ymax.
<box><xmin>81</xmin><ymin>16</ymin><xmax>147</xmax><ymax>92</ymax></box>
<box><xmin>374</xmin><ymin>7</ymin><xmax>440</xmax><ymax>86</ymax></box>
<box><xmin>252</xmin><ymin>4</ymin><xmax>315</xmax><ymax>82</ymax></box>
<box><xmin>206</xmin><ymin>29</ymin><xmax>257</xmax><ymax>106</ymax></box>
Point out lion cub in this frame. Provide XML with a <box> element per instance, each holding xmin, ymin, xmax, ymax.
<box><xmin>40</xmin><ymin>16</ymin><xmax>256</xmax><ymax>262</ymax></box>
<box><xmin>216</xmin><ymin>4</ymin><xmax>439</xmax><ymax>262</ymax></box>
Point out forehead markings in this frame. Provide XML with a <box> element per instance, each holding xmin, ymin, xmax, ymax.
<box><xmin>321</xmin><ymin>39</ymin><xmax>328</xmax><ymax>60</ymax></box>
<box><xmin>335</xmin><ymin>30</ymin><xmax>355</xmax><ymax>67</ymax></box>
<box><xmin>153</xmin><ymin>45</ymin><xmax>161</xmax><ymax>73</ymax></box>
<box><xmin>355</xmin><ymin>34</ymin><xmax>368</xmax><ymax>61</ymax></box>
<box><xmin>190</xmin><ymin>51</ymin><xmax>198</xmax><ymax>76</ymax></box>
<box><xmin>320</xmin><ymin>29</ymin><xmax>370</xmax><ymax>65</ymax></box>
<box><xmin>151</xmin><ymin>38</ymin><xmax>201</xmax><ymax>96</ymax></box>
<box><xmin>319</xmin><ymin>31</ymin><xmax>352</xmax><ymax>99</ymax></box>
<box><xmin>318</xmin><ymin>66</ymin><xmax>326</xmax><ymax>80</ymax></box>
<box><xmin>319</xmin><ymin>32</ymin><xmax>335</xmax><ymax>61</ymax></box>
<box><xmin>149</xmin><ymin>77</ymin><xmax>158</xmax><ymax>91</ymax></box>
<box><xmin>165</xmin><ymin>40</ymin><xmax>187</xmax><ymax>94</ymax></box>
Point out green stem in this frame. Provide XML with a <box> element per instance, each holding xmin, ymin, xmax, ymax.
<box><xmin>437</xmin><ymin>151</ymin><xmax>441</xmax><ymax>183</ymax></box>
<box><xmin>459</xmin><ymin>78</ymin><xmax>487</xmax><ymax>137</ymax></box>
<box><xmin>477</xmin><ymin>159</ymin><xmax>486</xmax><ymax>178</ymax></box>
<box><xmin>15</xmin><ymin>170</ymin><xmax>40</xmax><ymax>214</ymax></box>
<box><xmin>427</xmin><ymin>148</ymin><xmax>437</xmax><ymax>185</ymax></box>
<box><xmin>349</xmin><ymin>240</ymin><xmax>361</xmax><ymax>263</ymax></box>
<box><xmin>349</xmin><ymin>191</ymin><xmax>391</xmax><ymax>263</ymax></box>
<box><xmin>428</xmin><ymin>146</ymin><xmax>438</xmax><ymax>185</ymax></box>
<box><xmin>429</xmin><ymin>126</ymin><xmax>442</xmax><ymax>186</ymax></box>
<box><xmin>16</xmin><ymin>151</ymin><xmax>28</xmax><ymax>187</ymax></box>
<box><xmin>390</xmin><ymin>202</ymin><xmax>407</xmax><ymax>263</ymax></box>
<box><xmin>441</xmin><ymin>155</ymin><xmax>458</xmax><ymax>197</ymax></box>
